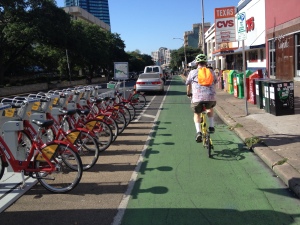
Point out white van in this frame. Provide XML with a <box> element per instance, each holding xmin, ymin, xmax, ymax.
<box><xmin>144</xmin><ymin>66</ymin><xmax>165</xmax><ymax>81</ymax></box>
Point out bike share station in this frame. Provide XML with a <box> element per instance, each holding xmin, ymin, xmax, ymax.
<box><xmin>0</xmin><ymin>77</ymin><xmax>132</xmax><ymax>212</ymax></box>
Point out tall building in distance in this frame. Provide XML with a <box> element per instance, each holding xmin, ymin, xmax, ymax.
<box><xmin>65</xmin><ymin>0</ymin><xmax>111</xmax><ymax>26</ymax></box>
<box><xmin>151</xmin><ymin>47</ymin><xmax>171</xmax><ymax>69</ymax></box>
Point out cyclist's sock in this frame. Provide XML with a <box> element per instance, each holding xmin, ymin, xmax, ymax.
<box><xmin>195</xmin><ymin>122</ymin><xmax>201</xmax><ymax>133</ymax></box>
<box><xmin>208</xmin><ymin>117</ymin><xmax>214</xmax><ymax>128</ymax></box>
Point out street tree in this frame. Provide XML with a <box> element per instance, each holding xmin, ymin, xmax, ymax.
<box><xmin>0</xmin><ymin>0</ymin><xmax>71</xmax><ymax>81</ymax></box>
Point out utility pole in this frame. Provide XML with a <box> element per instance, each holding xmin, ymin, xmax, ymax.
<box><xmin>173</xmin><ymin>38</ymin><xmax>187</xmax><ymax>71</ymax></box>
<box><xmin>201</xmin><ymin>0</ymin><xmax>206</xmax><ymax>55</ymax></box>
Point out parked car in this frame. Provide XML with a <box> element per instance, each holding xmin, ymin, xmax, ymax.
<box><xmin>135</xmin><ymin>73</ymin><xmax>165</xmax><ymax>94</ymax></box>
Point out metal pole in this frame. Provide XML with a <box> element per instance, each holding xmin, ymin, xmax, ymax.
<box><xmin>66</xmin><ymin>49</ymin><xmax>71</xmax><ymax>84</ymax></box>
<box><xmin>183</xmin><ymin>40</ymin><xmax>187</xmax><ymax>70</ymax></box>
<box><xmin>201</xmin><ymin>0</ymin><xmax>206</xmax><ymax>55</ymax></box>
<box><xmin>242</xmin><ymin>40</ymin><xmax>248</xmax><ymax>115</ymax></box>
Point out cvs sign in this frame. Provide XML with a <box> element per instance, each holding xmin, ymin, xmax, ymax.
<box><xmin>215</xmin><ymin>6</ymin><xmax>236</xmax><ymax>44</ymax></box>
<box><xmin>216</xmin><ymin>19</ymin><xmax>235</xmax><ymax>28</ymax></box>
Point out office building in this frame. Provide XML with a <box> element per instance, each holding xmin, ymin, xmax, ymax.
<box><xmin>65</xmin><ymin>0</ymin><xmax>111</xmax><ymax>26</ymax></box>
<box><xmin>151</xmin><ymin>47</ymin><xmax>171</xmax><ymax>68</ymax></box>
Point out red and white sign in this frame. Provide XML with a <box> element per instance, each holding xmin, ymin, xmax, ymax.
<box><xmin>215</xmin><ymin>6</ymin><xmax>236</xmax><ymax>44</ymax></box>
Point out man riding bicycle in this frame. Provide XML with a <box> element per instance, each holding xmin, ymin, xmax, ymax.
<box><xmin>185</xmin><ymin>54</ymin><xmax>217</xmax><ymax>142</ymax></box>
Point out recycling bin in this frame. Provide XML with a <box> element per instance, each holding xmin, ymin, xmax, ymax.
<box><xmin>245</xmin><ymin>70</ymin><xmax>253</xmax><ymax>99</ymax></box>
<box><xmin>248</xmin><ymin>70</ymin><xmax>263</xmax><ymax>104</ymax></box>
<box><xmin>268</xmin><ymin>80</ymin><xmax>294</xmax><ymax>116</ymax></box>
<box><xmin>223</xmin><ymin>70</ymin><xmax>229</xmax><ymax>92</ymax></box>
<box><xmin>255</xmin><ymin>78</ymin><xmax>270</xmax><ymax>109</ymax></box>
<box><xmin>233</xmin><ymin>77</ymin><xmax>238</xmax><ymax>97</ymax></box>
<box><xmin>236</xmin><ymin>73</ymin><xmax>244</xmax><ymax>98</ymax></box>
<box><xmin>227</xmin><ymin>70</ymin><xmax>236</xmax><ymax>94</ymax></box>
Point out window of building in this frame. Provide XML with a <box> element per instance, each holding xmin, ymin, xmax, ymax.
<box><xmin>296</xmin><ymin>33</ymin><xmax>300</xmax><ymax>76</ymax></box>
<box><xmin>248</xmin><ymin>50</ymin><xmax>258</xmax><ymax>62</ymax></box>
<box><xmin>269</xmin><ymin>39</ymin><xmax>276</xmax><ymax>76</ymax></box>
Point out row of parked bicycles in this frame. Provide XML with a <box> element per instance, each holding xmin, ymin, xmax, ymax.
<box><xmin>0</xmin><ymin>84</ymin><xmax>147</xmax><ymax>193</ymax></box>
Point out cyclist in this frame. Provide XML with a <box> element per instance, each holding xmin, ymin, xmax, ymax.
<box><xmin>185</xmin><ymin>54</ymin><xmax>217</xmax><ymax>142</ymax></box>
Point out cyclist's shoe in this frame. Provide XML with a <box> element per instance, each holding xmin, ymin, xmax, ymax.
<box><xmin>195</xmin><ymin>132</ymin><xmax>202</xmax><ymax>142</ymax></box>
<box><xmin>208</xmin><ymin>127</ymin><xmax>215</xmax><ymax>133</ymax></box>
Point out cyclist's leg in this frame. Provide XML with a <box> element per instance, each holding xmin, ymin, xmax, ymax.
<box><xmin>191</xmin><ymin>102</ymin><xmax>204</xmax><ymax>142</ymax></box>
<box><xmin>205</xmin><ymin>101</ymin><xmax>216</xmax><ymax>133</ymax></box>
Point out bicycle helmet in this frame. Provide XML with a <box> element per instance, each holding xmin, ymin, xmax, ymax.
<box><xmin>195</xmin><ymin>54</ymin><xmax>207</xmax><ymax>63</ymax></box>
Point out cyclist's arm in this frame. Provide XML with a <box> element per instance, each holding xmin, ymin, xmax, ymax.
<box><xmin>187</xmin><ymin>83</ymin><xmax>192</xmax><ymax>96</ymax></box>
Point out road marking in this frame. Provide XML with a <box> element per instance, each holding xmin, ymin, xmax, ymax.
<box><xmin>140</xmin><ymin>114</ymin><xmax>156</xmax><ymax>119</ymax></box>
<box><xmin>132</xmin><ymin>96</ymin><xmax>155</xmax><ymax>122</ymax></box>
<box><xmin>112</xmin><ymin>84</ymin><xmax>170</xmax><ymax>225</ymax></box>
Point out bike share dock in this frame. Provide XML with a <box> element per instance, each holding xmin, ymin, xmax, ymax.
<box><xmin>0</xmin><ymin>102</ymin><xmax>37</xmax><ymax>213</ymax></box>
<box><xmin>0</xmin><ymin>83</ymin><xmax>128</xmax><ymax>213</ymax></box>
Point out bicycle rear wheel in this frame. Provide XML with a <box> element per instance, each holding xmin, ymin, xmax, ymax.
<box><xmin>130</xmin><ymin>93</ymin><xmax>146</xmax><ymax>109</ymax></box>
<box><xmin>35</xmin><ymin>143</ymin><xmax>83</xmax><ymax>193</ymax></box>
<box><xmin>71</xmin><ymin>130</ymin><xmax>99</xmax><ymax>170</ymax></box>
<box><xmin>206</xmin><ymin>135</ymin><xmax>212</xmax><ymax>158</ymax></box>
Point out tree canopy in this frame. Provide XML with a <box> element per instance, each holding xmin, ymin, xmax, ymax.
<box><xmin>0</xmin><ymin>0</ymin><xmax>153</xmax><ymax>83</ymax></box>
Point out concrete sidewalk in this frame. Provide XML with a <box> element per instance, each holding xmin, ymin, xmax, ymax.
<box><xmin>214</xmin><ymin>80</ymin><xmax>300</xmax><ymax>198</ymax></box>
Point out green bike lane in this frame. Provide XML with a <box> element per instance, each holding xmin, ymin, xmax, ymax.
<box><xmin>117</xmin><ymin>76</ymin><xmax>300</xmax><ymax>225</ymax></box>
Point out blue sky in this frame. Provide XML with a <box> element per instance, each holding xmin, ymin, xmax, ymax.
<box><xmin>56</xmin><ymin>0</ymin><xmax>241</xmax><ymax>55</ymax></box>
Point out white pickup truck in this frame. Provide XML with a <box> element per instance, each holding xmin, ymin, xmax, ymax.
<box><xmin>144</xmin><ymin>66</ymin><xmax>165</xmax><ymax>82</ymax></box>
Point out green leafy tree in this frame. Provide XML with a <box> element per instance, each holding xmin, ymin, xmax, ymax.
<box><xmin>0</xmin><ymin>0</ymin><xmax>71</xmax><ymax>81</ymax></box>
<box><xmin>127</xmin><ymin>50</ymin><xmax>153</xmax><ymax>72</ymax></box>
<box><xmin>170</xmin><ymin>47</ymin><xmax>201</xmax><ymax>71</ymax></box>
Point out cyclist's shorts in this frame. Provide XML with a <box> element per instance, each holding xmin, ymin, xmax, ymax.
<box><xmin>191</xmin><ymin>101</ymin><xmax>216</xmax><ymax>113</ymax></box>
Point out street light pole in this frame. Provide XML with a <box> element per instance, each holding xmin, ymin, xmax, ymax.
<box><xmin>201</xmin><ymin>0</ymin><xmax>206</xmax><ymax>55</ymax></box>
<box><xmin>173</xmin><ymin>37</ymin><xmax>187</xmax><ymax>71</ymax></box>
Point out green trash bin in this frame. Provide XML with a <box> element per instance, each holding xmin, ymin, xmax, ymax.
<box><xmin>269</xmin><ymin>80</ymin><xmax>294</xmax><ymax>116</ymax></box>
<box><xmin>255</xmin><ymin>78</ymin><xmax>270</xmax><ymax>109</ymax></box>
<box><xmin>227</xmin><ymin>70</ymin><xmax>236</xmax><ymax>94</ymax></box>
<box><xmin>262</xmin><ymin>80</ymin><xmax>272</xmax><ymax>113</ymax></box>
<box><xmin>236</xmin><ymin>73</ymin><xmax>244</xmax><ymax>98</ymax></box>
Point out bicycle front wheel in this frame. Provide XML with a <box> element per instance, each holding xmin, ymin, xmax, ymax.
<box><xmin>101</xmin><ymin>116</ymin><xmax>119</xmax><ymax>142</ymax></box>
<box><xmin>90</xmin><ymin>120</ymin><xmax>113</xmax><ymax>152</ymax></box>
<box><xmin>35</xmin><ymin>143</ymin><xmax>83</xmax><ymax>193</ymax></box>
<box><xmin>130</xmin><ymin>93</ymin><xmax>146</xmax><ymax>109</ymax></box>
<box><xmin>0</xmin><ymin>157</ymin><xmax>5</xmax><ymax>180</ymax></box>
<box><xmin>117</xmin><ymin>105</ymin><xmax>131</xmax><ymax>127</ymax></box>
<box><xmin>120</xmin><ymin>102</ymin><xmax>136</xmax><ymax>121</ymax></box>
<box><xmin>71</xmin><ymin>130</ymin><xmax>100</xmax><ymax>170</ymax></box>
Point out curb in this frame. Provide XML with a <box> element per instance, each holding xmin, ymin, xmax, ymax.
<box><xmin>214</xmin><ymin>105</ymin><xmax>300</xmax><ymax>198</ymax></box>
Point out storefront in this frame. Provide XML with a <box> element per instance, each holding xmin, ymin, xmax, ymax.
<box><xmin>233</xmin><ymin>0</ymin><xmax>266</xmax><ymax>73</ymax></box>
<box><xmin>266</xmin><ymin>0</ymin><xmax>300</xmax><ymax>80</ymax></box>
<box><xmin>210</xmin><ymin>0</ymin><xmax>266</xmax><ymax>73</ymax></box>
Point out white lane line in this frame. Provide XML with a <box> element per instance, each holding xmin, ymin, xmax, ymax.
<box><xmin>132</xmin><ymin>96</ymin><xmax>156</xmax><ymax>122</ymax></box>
<box><xmin>111</xmin><ymin>87</ymin><xmax>170</xmax><ymax>225</ymax></box>
<box><xmin>140</xmin><ymin>114</ymin><xmax>156</xmax><ymax>119</ymax></box>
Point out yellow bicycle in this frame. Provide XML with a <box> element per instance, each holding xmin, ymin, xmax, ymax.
<box><xmin>200</xmin><ymin>104</ymin><xmax>214</xmax><ymax>158</ymax></box>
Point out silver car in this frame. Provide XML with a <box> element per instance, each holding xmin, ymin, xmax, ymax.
<box><xmin>135</xmin><ymin>73</ymin><xmax>165</xmax><ymax>93</ymax></box>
